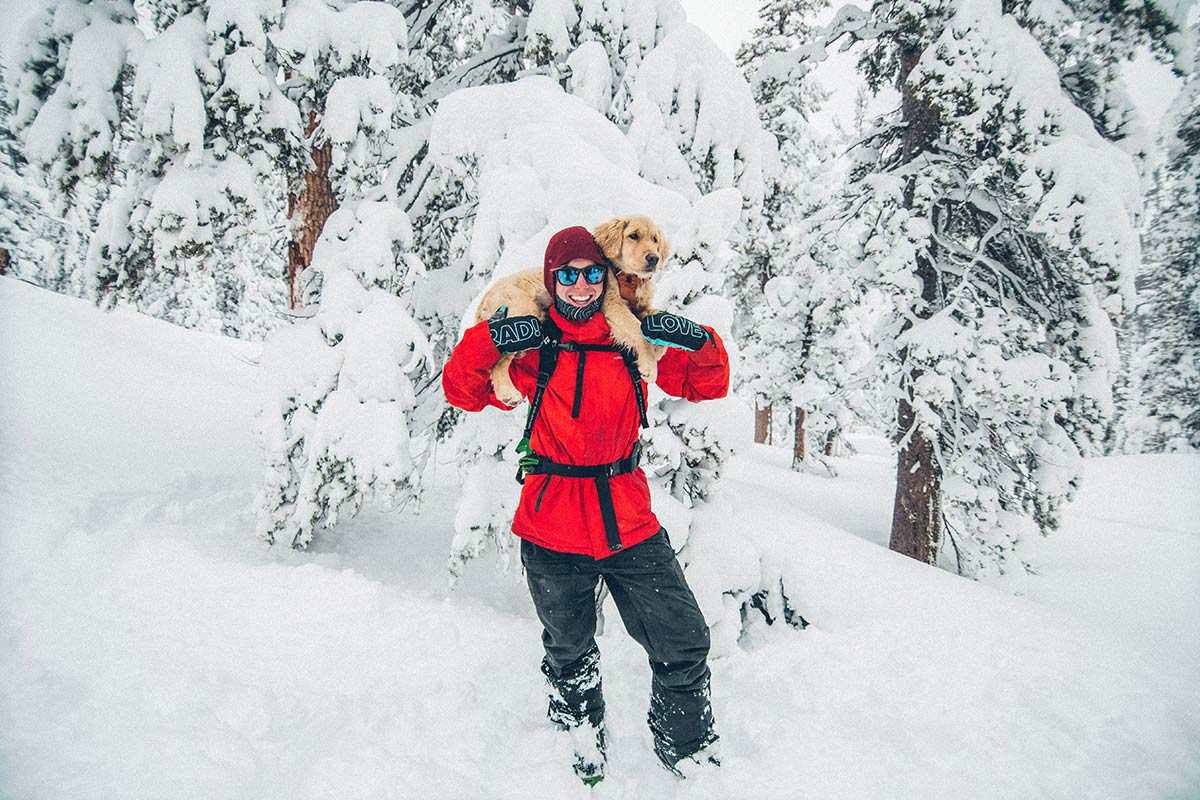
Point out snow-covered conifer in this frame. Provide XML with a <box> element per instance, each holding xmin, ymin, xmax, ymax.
<box><xmin>627</xmin><ymin>25</ymin><xmax>767</xmax><ymax>213</ymax></box>
<box><xmin>5</xmin><ymin>0</ymin><xmax>144</xmax><ymax>295</ymax></box>
<box><xmin>254</xmin><ymin>0</ymin><xmax>517</xmax><ymax>550</ymax></box>
<box><xmin>734</xmin><ymin>0</ymin><xmax>863</xmax><ymax>465</ymax></box>
<box><xmin>1133</xmin><ymin>75</ymin><xmax>1200</xmax><ymax>452</ymax></box>
<box><xmin>807</xmin><ymin>0</ymin><xmax>1146</xmax><ymax>578</ymax></box>
<box><xmin>1010</xmin><ymin>0</ymin><xmax>1175</xmax><ymax>166</ymax></box>
<box><xmin>522</xmin><ymin>0</ymin><xmax>686</xmax><ymax>123</ymax></box>
<box><xmin>79</xmin><ymin>2</ymin><xmax>299</xmax><ymax>338</ymax></box>
<box><xmin>0</xmin><ymin>64</ymin><xmax>70</xmax><ymax>287</ymax></box>
<box><xmin>255</xmin><ymin>200</ymin><xmax>435</xmax><ymax>547</ymax></box>
<box><xmin>6</xmin><ymin>0</ymin><xmax>304</xmax><ymax>337</ymax></box>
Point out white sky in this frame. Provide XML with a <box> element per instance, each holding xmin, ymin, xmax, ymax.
<box><xmin>677</xmin><ymin>0</ymin><xmax>761</xmax><ymax>60</ymax></box>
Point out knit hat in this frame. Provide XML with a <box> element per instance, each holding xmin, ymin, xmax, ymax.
<box><xmin>543</xmin><ymin>226</ymin><xmax>607</xmax><ymax>296</ymax></box>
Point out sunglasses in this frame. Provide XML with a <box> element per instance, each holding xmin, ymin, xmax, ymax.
<box><xmin>554</xmin><ymin>265</ymin><xmax>606</xmax><ymax>286</ymax></box>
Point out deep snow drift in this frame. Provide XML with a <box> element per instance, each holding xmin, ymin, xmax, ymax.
<box><xmin>1</xmin><ymin>277</ymin><xmax>1197</xmax><ymax>799</ymax></box>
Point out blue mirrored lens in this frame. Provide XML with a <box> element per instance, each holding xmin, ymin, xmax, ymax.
<box><xmin>555</xmin><ymin>266</ymin><xmax>606</xmax><ymax>285</ymax></box>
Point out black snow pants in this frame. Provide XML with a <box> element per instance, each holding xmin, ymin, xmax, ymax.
<box><xmin>520</xmin><ymin>529</ymin><xmax>716</xmax><ymax>765</ymax></box>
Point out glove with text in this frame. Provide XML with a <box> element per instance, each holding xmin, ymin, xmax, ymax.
<box><xmin>488</xmin><ymin>306</ymin><xmax>543</xmax><ymax>353</ymax></box>
<box><xmin>641</xmin><ymin>312</ymin><xmax>710</xmax><ymax>351</ymax></box>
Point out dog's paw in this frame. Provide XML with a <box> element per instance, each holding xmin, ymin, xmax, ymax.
<box><xmin>496</xmin><ymin>388</ymin><xmax>524</xmax><ymax>408</ymax></box>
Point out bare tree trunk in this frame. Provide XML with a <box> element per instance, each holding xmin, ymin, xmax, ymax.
<box><xmin>287</xmin><ymin>113</ymin><xmax>337</xmax><ymax>308</ymax></box>
<box><xmin>792</xmin><ymin>406</ymin><xmax>805</xmax><ymax>467</ymax></box>
<box><xmin>755</xmin><ymin>397</ymin><xmax>772</xmax><ymax>444</ymax></box>
<box><xmin>888</xmin><ymin>40</ymin><xmax>943</xmax><ymax>565</ymax></box>
<box><xmin>0</xmin><ymin>246</ymin><xmax>9</xmax><ymax>276</ymax></box>
<box><xmin>890</xmin><ymin>399</ymin><xmax>942</xmax><ymax>562</ymax></box>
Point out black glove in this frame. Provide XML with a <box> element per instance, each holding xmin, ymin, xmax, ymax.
<box><xmin>641</xmin><ymin>312</ymin><xmax>710</xmax><ymax>351</ymax></box>
<box><xmin>488</xmin><ymin>306</ymin><xmax>542</xmax><ymax>353</ymax></box>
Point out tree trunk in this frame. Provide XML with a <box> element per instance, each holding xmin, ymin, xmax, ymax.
<box><xmin>755</xmin><ymin>397</ymin><xmax>772</xmax><ymax>444</ymax></box>
<box><xmin>0</xmin><ymin>246</ymin><xmax>9</xmax><ymax>276</ymax></box>
<box><xmin>792</xmin><ymin>406</ymin><xmax>805</xmax><ymax>467</ymax></box>
<box><xmin>888</xmin><ymin>39</ymin><xmax>943</xmax><ymax>565</ymax></box>
<box><xmin>889</xmin><ymin>399</ymin><xmax>942</xmax><ymax>563</ymax></box>
<box><xmin>287</xmin><ymin>113</ymin><xmax>337</xmax><ymax>308</ymax></box>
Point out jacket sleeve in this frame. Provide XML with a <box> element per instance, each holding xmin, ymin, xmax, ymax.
<box><xmin>442</xmin><ymin>319</ymin><xmax>538</xmax><ymax>411</ymax></box>
<box><xmin>654</xmin><ymin>326</ymin><xmax>730</xmax><ymax>401</ymax></box>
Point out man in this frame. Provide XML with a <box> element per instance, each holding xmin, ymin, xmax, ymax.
<box><xmin>442</xmin><ymin>226</ymin><xmax>730</xmax><ymax>783</ymax></box>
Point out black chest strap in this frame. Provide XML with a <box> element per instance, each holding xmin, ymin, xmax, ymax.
<box><xmin>517</xmin><ymin>318</ymin><xmax>648</xmax><ymax>469</ymax></box>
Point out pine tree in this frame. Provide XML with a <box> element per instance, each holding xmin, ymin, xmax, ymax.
<box><xmin>256</xmin><ymin>201</ymin><xmax>435</xmax><ymax>548</ymax></box>
<box><xmin>7</xmin><ymin>0</ymin><xmax>299</xmax><ymax>338</ymax></box>
<box><xmin>1134</xmin><ymin>74</ymin><xmax>1200</xmax><ymax>452</ymax></box>
<box><xmin>254</xmin><ymin>0</ymin><xmax>521</xmax><ymax>550</ymax></box>
<box><xmin>522</xmin><ymin>0</ymin><xmax>685</xmax><ymax>123</ymax></box>
<box><xmin>80</xmin><ymin>2</ymin><xmax>300</xmax><ymax>338</ymax></box>
<box><xmin>799</xmin><ymin>0</ymin><xmax>1149</xmax><ymax>578</ymax></box>
<box><xmin>1010</xmin><ymin>0</ymin><xmax>1175</xmax><ymax>165</ymax></box>
<box><xmin>0</xmin><ymin>64</ymin><xmax>70</xmax><ymax>287</ymax></box>
<box><xmin>1009</xmin><ymin>0</ymin><xmax>1177</xmax><ymax>453</ymax></box>
<box><xmin>5</xmin><ymin>0</ymin><xmax>144</xmax><ymax>296</ymax></box>
<box><xmin>271</xmin><ymin>0</ymin><xmax>413</xmax><ymax>308</ymax></box>
<box><xmin>735</xmin><ymin>0</ymin><xmax>856</xmax><ymax>467</ymax></box>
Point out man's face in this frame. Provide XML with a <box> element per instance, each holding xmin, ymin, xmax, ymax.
<box><xmin>554</xmin><ymin>257</ymin><xmax>605</xmax><ymax>308</ymax></box>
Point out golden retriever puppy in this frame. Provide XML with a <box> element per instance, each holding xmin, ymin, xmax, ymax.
<box><xmin>474</xmin><ymin>215</ymin><xmax>671</xmax><ymax>406</ymax></box>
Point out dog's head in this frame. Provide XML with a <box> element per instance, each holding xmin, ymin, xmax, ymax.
<box><xmin>592</xmin><ymin>215</ymin><xmax>671</xmax><ymax>278</ymax></box>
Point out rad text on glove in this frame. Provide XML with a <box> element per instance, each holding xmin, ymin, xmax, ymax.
<box><xmin>491</xmin><ymin>317</ymin><xmax>541</xmax><ymax>349</ymax></box>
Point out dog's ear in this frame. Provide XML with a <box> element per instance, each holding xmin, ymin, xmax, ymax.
<box><xmin>592</xmin><ymin>217</ymin><xmax>626</xmax><ymax>259</ymax></box>
<box><xmin>658</xmin><ymin>230</ymin><xmax>671</xmax><ymax>264</ymax></box>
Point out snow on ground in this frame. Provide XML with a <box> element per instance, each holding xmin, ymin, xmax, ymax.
<box><xmin>1</xmin><ymin>276</ymin><xmax>1198</xmax><ymax>799</ymax></box>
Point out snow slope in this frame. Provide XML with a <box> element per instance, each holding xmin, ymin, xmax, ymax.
<box><xmin>1</xmin><ymin>276</ymin><xmax>1197</xmax><ymax>799</ymax></box>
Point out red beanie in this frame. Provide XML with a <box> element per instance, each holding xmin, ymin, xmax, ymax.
<box><xmin>543</xmin><ymin>226</ymin><xmax>607</xmax><ymax>295</ymax></box>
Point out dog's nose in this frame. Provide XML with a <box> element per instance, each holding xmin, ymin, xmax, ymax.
<box><xmin>645</xmin><ymin>254</ymin><xmax>659</xmax><ymax>267</ymax></box>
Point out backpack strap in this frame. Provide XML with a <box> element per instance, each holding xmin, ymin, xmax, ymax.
<box><xmin>515</xmin><ymin>316</ymin><xmax>562</xmax><ymax>484</ymax></box>
<box><xmin>619</xmin><ymin>349</ymin><xmax>650</xmax><ymax>429</ymax></box>
<box><xmin>514</xmin><ymin>318</ymin><xmax>650</xmax><ymax>483</ymax></box>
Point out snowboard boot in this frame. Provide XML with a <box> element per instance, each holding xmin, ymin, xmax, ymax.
<box><xmin>569</xmin><ymin>718</ymin><xmax>607</xmax><ymax>786</ymax></box>
<box><xmin>542</xmin><ymin>647</ymin><xmax>607</xmax><ymax>785</ymax></box>
<box><xmin>655</xmin><ymin>733</ymin><xmax>720</xmax><ymax>779</ymax></box>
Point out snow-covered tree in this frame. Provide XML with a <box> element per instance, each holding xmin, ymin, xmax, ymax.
<box><xmin>791</xmin><ymin>0</ymin><xmax>1148</xmax><ymax>579</ymax></box>
<box><xmin>253</xmin><ymin>0</ymin><xmax>521</xmax><ymax>550</ymax></box>
<box><xmin>627</xmin><ymin>25</ymin><xmax>767</xmax><ymax>217</ymax></box>
<box><xmin>6</xmin><ymin>0</ymin><xmax>298</xmax><ymax>337</ymax></box>
<box><xmin>1132</xmin><ymin>74</ymin><xmax>1200</xmax><ymax>452</ymax></box>
<box><xmin>86</xmin><ymin>2</ymin><xmax>299</xmax><ymax>338</ymax></box>
<box><xmin>255</xmin><ymin>201</ymin><xmax>435</xmax><ymax>547</ymax></box>
<box><xmin>5</xmin><ymin>0</ymin><xmax>144</xmax><ymax>295</ymax></box>
<box><xmin>1009</xmin><ymin>0</ymin><xmax>1175</xmax><ymax>167</ymax></box>
<box><xmin>735</xmin><ymin>0</ymin><xmax>860</xmax><ymax>464</ymax></box>
<box><xmin>522</xmin><ymin>0</ymin><xmax>685</xmax><ymax>123</ymax></box>
<box><xmin>270</xmin><ymin>0</ymin><xmax>416</xmax><ymax>308</ymax></box>
<box><xmin>0</xmin><ymin>64</ymin><xmax>70</xmax><ymax>286</ymax></box>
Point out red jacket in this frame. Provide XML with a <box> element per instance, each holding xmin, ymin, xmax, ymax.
<box><xmin>443</xmin><ymin>306</ymin><xmax>730</xmax><ymax>559</ymax></box>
